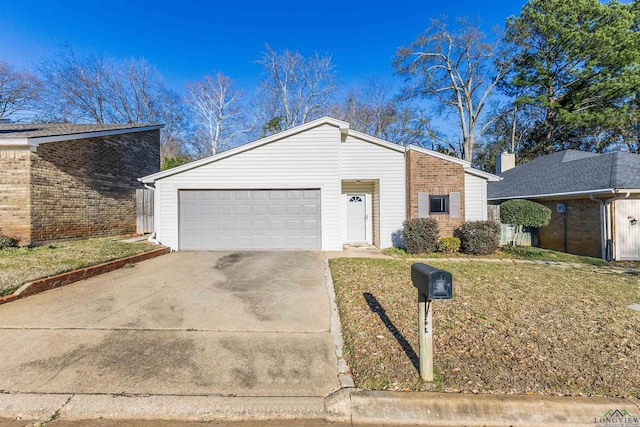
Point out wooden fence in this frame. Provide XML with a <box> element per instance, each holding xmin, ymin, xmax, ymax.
<box><xmin>136</xmin><ymin>189</ymin><xmax>154</xmax><ymax>234</ymax></box>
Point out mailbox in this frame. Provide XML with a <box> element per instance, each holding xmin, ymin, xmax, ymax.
<box><xmin>411</xmin><ymin>263</ymin><xmax>453</xmax><ymax>300</ymax></box>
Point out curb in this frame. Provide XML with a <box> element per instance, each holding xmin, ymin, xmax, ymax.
<box><xmin>349</xmin><ymin>390</ymin><xmax>640</xmax><ymax>426</ymax></box>
<box><xmin>2</xmin><ymin>389</ymin><xmax>639</xmax><ymax>425</ymax></box>
<box><xmin>0</xmin><ymin>246</ymin><xmax>170</xmax><ymax>305</ymax></box>
<box><xmin>323</xmin><ymin>254</ymin><xmax>355</xmax><ymax>389</ymax></box>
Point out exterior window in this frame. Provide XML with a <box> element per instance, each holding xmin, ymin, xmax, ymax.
<box><xmin>430</xmin><ymin>195</ymin><xmax>449</xmax><ymax>214</ymax></box>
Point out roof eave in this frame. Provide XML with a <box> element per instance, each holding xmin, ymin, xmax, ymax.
<box><xmin>486</xmin><ymin>188</ymin><xmax>640</xmax><ymax>201</ymax></box>
<box><xmin>464</xmin><ymin>167</ymin><xmax>501</xmax><ymax>181</ymax></box>
<box><xmin>0</xmin><ymin>124</ymin><xmax>164</xmax><ymax>148</ymax></box>
<box><xmin>407</xmin><ymin>145</ymin><xmax>471</xmax><ymax>167</ymax></box>
<box><xmin>345</xmin><ymin>129</ymin><xmax>406</xmax><ymax>153</ymax></box>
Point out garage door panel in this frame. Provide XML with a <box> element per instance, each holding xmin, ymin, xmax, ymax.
<box><xmin>287</xmin><ymin>205</ymin><xmax>302</xmax><ymax>215</ymax></box>
<box><xmin>304</xmin><ymin>220</ymin><xmax>319</xmax><ymax>230</ymax></box>
<box><xmin>218</xmin><ymin>205</ymin><xmax>233</xmax><ymax>215</ymax></box>
<box><xmin>269</xmin><ymin>205</ymin><xmax>285</xmax><ymax>215</ymax></box>
<box><xmin>304</xmin><ymin>190</ymin><xmax>319</xmax><ymax>199</ymax></box>
<box><xmin>269</xmin><ymin>191</ymin><xmax>285</xmax><ymax>199</ymax></box>
<box><xmin>219</xmin><ymin>220</ymin><xmax>233</xmax><ymax>229</ymax></box>
<box><xmin>253</xmin><ymin>205</ymin><xmax>268</xmax><ymax>215</ymax></box>
<box><xmin>179</xmin><ymin>189</ymin><xmax>321</xmax><ymax>250</ymax></box>
<box><xmin>253</xmin><ymin>220</ymin><xmax>268</xmax><ymax>230</ymax></box>
<box><xmin>286</xmin><ymin>220</ymin><xmax>302</xmax><ymax>230</ymax></box>
<box><xmin>235</xmin><ymin>205</ymin><xmax>250</xmax><ymax>215</ymax></box>
<box><xmin>270</xmin><ymin>220</ymin><xmax>285</xmax><ymax>230</ymax></box>
<box><xmin>303</xmin><ymin>204</ymin><xmax>319</xmax><ymax>214</ymax></box>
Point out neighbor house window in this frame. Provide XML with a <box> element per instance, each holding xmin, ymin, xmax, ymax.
<box><xmin>429</xmin><ymin>195</ymin><xmax>449</xmax><ymax>214</ymax></box>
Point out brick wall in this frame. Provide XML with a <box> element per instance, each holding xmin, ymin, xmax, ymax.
<box><xmin>536</xmin><ymin>198</ymin><xmax>602</xmax><ymax>258</ymax></box>
<box><xmin>406</xmin><ymin>149</ymin><xmax>465</xmax><ymax>237</ymax></box>
<box><xmin>30</xmin><ymin>130</ymin><xmax>160</xmax><ymax>242</ymax></box>
<box><xmin>0</xmin><ymin>148</ymin><xmax>31</xmax><ymax>242</ymax></box>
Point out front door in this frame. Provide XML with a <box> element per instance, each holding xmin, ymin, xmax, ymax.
<box><xmin>347</xmin><ymin>194</ymin><xmax>367</xmax><ymax>241</ymax></box>
<box><xmin>615</xmin><ymin>199</ymin><xmax>640</xmax><ymax>260</ymax></box>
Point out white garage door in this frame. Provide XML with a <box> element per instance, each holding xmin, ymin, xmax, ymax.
<box><xmin>179</xmin><ymin>189</ymin><xmax>321</xmax><ymax>250</ymax></box>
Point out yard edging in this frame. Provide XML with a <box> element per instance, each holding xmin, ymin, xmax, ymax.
<box><xmin>0</xmin><ymin>246</ymin><xmax>170</xmax><ymax>305</ymax></box>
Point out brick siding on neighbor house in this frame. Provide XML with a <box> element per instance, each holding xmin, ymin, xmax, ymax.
<box><xmin>0</xmin><ymin>148</ymin><xmax>32</xmax><ymax>242</ymax></box>
<box><xmin>536</xmin><ymin>198</ymin><xmax>602</xmax><ymax>258</ymax></box>
<box><xmin>406</xmin><ymin>149</ymin><xmax>465</xmax><ymax>237</ymax></box>
<box><xmin>29</xmin><ymin>130</ymin><xmax>160</xmax><ymax>243</ymax></box>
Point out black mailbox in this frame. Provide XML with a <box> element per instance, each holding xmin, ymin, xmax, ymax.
<box><xmin>411</xmin><ymin>263</ymin><xmax>453</xmax><ymax>300</ymax></box>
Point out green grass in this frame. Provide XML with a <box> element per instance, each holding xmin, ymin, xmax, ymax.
<box><xmin>0</xmin><ymin>237</ymin><xmax>157</xmax><ymax>296</ymax></box>
<box><xmin>382</xmin><ymin>245</ymin><xmax>610</xmax><ymax>266</ymax></box>
<box><xmin>330</xmin><ymin>258</ymin><xmax>640</xmax><ymax>397</ymax></box>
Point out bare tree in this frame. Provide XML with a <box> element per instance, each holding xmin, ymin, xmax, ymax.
<box><xmin>0</xmin><ymin>61</ymin><xmax>42</xmax><ymax>120</ymax></box>
<box><xmin>331</xmin><ymin>78</ymin><xmax>435</xmax><ymax>147</ymax></box>
<box><xmin>394</xmin><ymin>18</ymin><xmax>510</xmax><ymax>161</ymax></box>
<box><xmin>257</xmin><ymin>44</ymin><xmax>336</xmax><ymax>133</ymax></box>
<box><xmin>186</xmin><ymin>72</ymin><xmax>252</xmax><ymax>155</ymax></box>
<box><xmin>39</xmin><ymin>49</ymin><xmax>111</xmax><ymax>123</ymax></box>
<box><xmin>39</xmin><ymin>48</ymin><xmax>188</xmax><ymax>159</ymax></box>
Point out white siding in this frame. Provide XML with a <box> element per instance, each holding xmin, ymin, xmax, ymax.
<box><xmin>340</xmin><ymin>135</ymin><xmax>406</xmax><ymax>248</ymax></box>
<box><xmin>155</xmin><ymin>124</ymin><xmax>342</xmax><ymax>250</ymax></box>
<box><xmin>464</xmin><ymin>173</ymin><xmax>488</xmax><ymax>221</ymax></box>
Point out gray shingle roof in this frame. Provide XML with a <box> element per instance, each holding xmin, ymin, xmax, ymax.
<box><xmin>488</xmin><ymin>150</ymin><xmax>640</xmax><ymax>200</ymax></box>
<box><xmin>0</xmin><ymin>123</ymin><xmax>160</xmax><ymax>139</ymax></box>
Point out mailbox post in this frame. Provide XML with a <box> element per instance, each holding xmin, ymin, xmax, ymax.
<box><xmin>411</xmin><ymin>263</ymin><xmax>452</xmax><ymax>382</ymax></box>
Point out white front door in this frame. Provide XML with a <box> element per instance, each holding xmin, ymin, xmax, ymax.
<box><xmin>347</xmin><ymin>194</ymin><xmax>367</xmax><ymax>241</ymax></box>
<box><xmin>615</xmin><ymin>199</ymin><xmax>640</xmax><ymax>260</ymax></box>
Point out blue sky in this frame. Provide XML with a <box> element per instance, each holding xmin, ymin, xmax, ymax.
<box><xmin>1</xmin><ymin>0</ymin><xmax>528</xmax><ymax>95</ymax></box>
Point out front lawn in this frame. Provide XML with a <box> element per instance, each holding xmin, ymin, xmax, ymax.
<box><xmin>0</xmin><ymin>237</ymin><xmax>157</xmax><ymax>296</ymax></box>
<box><xmin>330</xmin><ymin>258</ymin><xmax>640</xmax><ymax>397</ymax></box>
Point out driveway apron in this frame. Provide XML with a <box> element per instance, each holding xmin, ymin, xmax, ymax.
<box><xmin>0</xmin><ymin>251</ymin><xmax>339</xmax><ymax>397</ymax></box>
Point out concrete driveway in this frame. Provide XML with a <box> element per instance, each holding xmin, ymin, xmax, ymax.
<box><xmin>0</xmin><ymin>251</ymin><xmax>340</xmax><ymax>397</ymax></box>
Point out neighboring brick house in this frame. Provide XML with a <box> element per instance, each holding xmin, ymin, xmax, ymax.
<box><xmin>488</xmin><ymin>150</ymin><xmax>640</xmax><ymax>261</ymax></box>
<box><xmin>0</xmin><ymin>123</ymin><xmax>162</xmax><ymax>245</ymax></box>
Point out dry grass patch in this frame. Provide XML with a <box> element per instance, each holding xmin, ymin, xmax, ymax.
<box><xmin>0</xmin><ymin>237</ymin><xmax>157</xmax><ymax>296</ymax></box>
<box><xmin>330</xmin><ymin>258</ymin><xmax>640</xmax><ymax>397</ymax></box>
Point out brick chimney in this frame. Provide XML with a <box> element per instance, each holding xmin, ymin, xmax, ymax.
<box><xmin>496</xmin><ymin>151</ymin><xmax>515</xmax><ymax>174</ymax></box>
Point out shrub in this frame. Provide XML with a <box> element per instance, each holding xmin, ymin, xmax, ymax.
<box><xmin>500</xmin><ymin>199</ymin><xmax>552</xmax><ymax>245</ymax></box>
<box><xmin>0</xmin><ymin>234</ymin><xmax>19</xmax><ymax>250</ymax></box>
<box><xmin>402</xmin><ymin>218</ymin><xmax>440</xmax><ymax>254</ymax></box>
<box><xmin>438</xmin><ymin>237</ymin><xmax>461</xmax><ymax>253</ymax></box>
<box><xmin>455</xmin><ymin>221</ymin><xmax>500</xmax><ymax>255</ymax></box>
<box><xmin>500</xmin><ymin>199</ymin><xmax>552</xmax><ymax>228</ymax></box>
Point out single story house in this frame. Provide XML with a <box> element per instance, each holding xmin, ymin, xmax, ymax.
<box><xmin>0</xmin><ymin>123</ymin><xmax>161</xmax><ymax>245</ymax></box>
<box><xmin>488</xmin><ymin>150</ymin><xmax>640</xmax><ymax>261</ymax></box>
<box><xmin>140</xmin><ymin>117</ymin><xmax>499</xmax><ymax>251</ymax></box>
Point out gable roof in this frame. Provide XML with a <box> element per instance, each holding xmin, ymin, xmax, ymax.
<box><xmin>140</xmin><ymin>117</ymin><xmax>350</xmax><ymax>183</ymax></box>
<box><xmin>488</xmin><ymin>149</ymin><xmax>640</xmax><ymax>200</ymax></box>
<box><xmin>0</xmin><ymin>123</ymin><xmax>163</xmax><ymax>148</ymax></box>
<box><xmin>141</xmin><ymin>116</ymin><xmax>499</xmax><ymax>184</ymax></box>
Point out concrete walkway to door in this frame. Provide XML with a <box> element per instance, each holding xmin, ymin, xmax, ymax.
<box><xmin>0</xmin><ymin>251</ymin><xmax>340</xmax><ymax>397</ymax></box>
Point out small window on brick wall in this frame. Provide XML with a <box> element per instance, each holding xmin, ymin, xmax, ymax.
<box><xmin>430</xmin><ymin>195</ymin><xmax>449</xmax><ymax>214</ymax></box>
<box><xmin>417</xmin><ymin>191</ymin><xmax>461</xmax><ymax>218</ymax></box>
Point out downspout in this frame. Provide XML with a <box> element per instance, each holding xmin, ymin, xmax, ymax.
<box><xmin>143</xmin><ymin>183</ymin><xmax>161</xmax><ymax>245</ymax></box>
<box><xmin>590</xmin><ymin>192</ymin><xmax>630</xmax><ymax>261</ymax></box>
